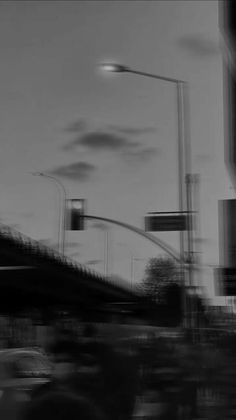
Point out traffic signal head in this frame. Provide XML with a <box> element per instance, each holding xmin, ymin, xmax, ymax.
<box><xmin>66</xmin><ymin>199</ymin><xmax>86</xmax><ymax>231</ymax></box>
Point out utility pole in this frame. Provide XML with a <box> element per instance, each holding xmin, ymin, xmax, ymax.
<box><xmin>100</xmin><ymin>63</ymin><xmax>194</xmax><ymax>331</ymax></box>
<box><xmin>32</xmin><ymin>173</ymin><xmax>67</xmax><ymax>255</ymax></box>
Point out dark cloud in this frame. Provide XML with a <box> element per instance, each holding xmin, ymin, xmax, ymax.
<box><xmin>64</xmin><ymin>119</ymin><xmax>155</xmax><ymax>137</ymax></box>
<box><xmin>64</xmin><ymin>119</ymin><xmax>87</xmax><ymax>133</ymax></box>
<box><xmin>85</xmin><ymin>259</ymin><xmax>102</xmax><ymax>266</ymax></box>
<box><xmin>63</xmin><ymin>132</ymin><xmax>139</xmax><ymax>152</ymax></box>
<box><xmin>62</xmin><ymin>129</ymin><xmax>159</xmax><ymax>164</ymax></box>
<box><xmin>50</xmin><ymin>161</ymin><xmax>96</xmax><ymax>181</ymax></box>
<box><xmin>108</xmin><ymin>125</ymin><xmax>156</xmax><ymax>135</ymax></box>
<box><xmin>122</xmin><ymin>147</ymin><xmax>161</xmax><ymax>162</ymax></box>
<box><xmin>178</xmin><ymin>35</ymin><xmax>219</xmax><ymax>56</ymax></box>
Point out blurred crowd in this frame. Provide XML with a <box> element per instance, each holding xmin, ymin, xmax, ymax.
<box><xmin>1</xmin><ymin>323</ymin><xmax>236</xmax><ymax>420</ymax></box>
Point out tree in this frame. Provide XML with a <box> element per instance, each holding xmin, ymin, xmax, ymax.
<box><xmin>141</xmin><ymin>256</ymin><xmax>182</xmax><ymax>303</ymax></box>
<box><xmin>140</xmin><ymin>256</ymin><xmax>183</xmax><ymax>326</ymax></box>
<box><xmin>140</xmin><ymin>256</ymin><xmax>208</xmax><ymax>329</ymax></box>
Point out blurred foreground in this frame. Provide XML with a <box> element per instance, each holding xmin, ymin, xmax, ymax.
<box><xmin>0</xmin><ymin>314</ymin><xmax>236</xmax><ymax>420</ymax></box>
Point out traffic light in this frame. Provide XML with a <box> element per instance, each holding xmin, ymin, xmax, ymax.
<box><xmin>66</xmin><ymin>199</ymin><xmax>86</xmax><ymax>231</ymax></box>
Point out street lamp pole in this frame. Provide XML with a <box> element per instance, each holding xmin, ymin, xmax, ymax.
<box><xmin>31</xmin><ymin>173</ymin><xmax>67</xmax><ymax>255</ymax></box>
<box><xmin>100</xmin><ymin>63</ymin><xmax>194</xmax><ymax>327</ymax></box>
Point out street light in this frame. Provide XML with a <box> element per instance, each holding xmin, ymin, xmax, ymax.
<box><xmin>100</xmin><ymin>62</ymin><xmax>186</xmax><ymax>83</ymax></box>
<box><xmin>100</xmin><ymin>62</ymin><xmax>194</xmax><ymax>327</ymax></box>
<box><xmin>100</xmin><ymin>63</ymin><xmax>130</xmax><ymax>73</ymax></box>
<box><xmin>31</xmin><ymin>172</ymin><xmax>67</xmax><ymax>255</ymax></box>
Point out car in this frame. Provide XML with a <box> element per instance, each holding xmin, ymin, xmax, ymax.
<box><xmin>0</xmin><ymin>347</ymin><xmax>52</xmax><ymax>398</ymax></box>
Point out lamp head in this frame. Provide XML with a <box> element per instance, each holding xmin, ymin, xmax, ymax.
<box><xmin>100</xmin><ymin>63</ymin><xmax>129</xmax><ymax>73</ymax></box>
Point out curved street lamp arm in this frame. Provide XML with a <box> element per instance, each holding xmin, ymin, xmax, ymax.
<box><xmin>40</xmin><ymin>175</ymin><xmax>67</xmax><ymax>201</ymax></box>
<box><xmin>125</xmin><ymin>68</ymin><xmax>186</xmax><ymax>85</ymax></box>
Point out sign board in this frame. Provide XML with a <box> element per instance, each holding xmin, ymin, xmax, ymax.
<box><xmin>218</xmin><ymin>199</ymin><xmax>236</xmax><ymax>267</ymax></box>
<box><xmin>216</xmin><ymin>267</ymin><xmax>236</xmax><ymax>296</ymax></box>
<box><xmin>145</xmin><ymin>215</ymin><xmax>187</xmax><ymax>232</ymax></box>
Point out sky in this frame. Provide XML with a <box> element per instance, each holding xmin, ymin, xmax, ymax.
<box><xmin>0</xmin><ymin>1</ymin><xmax>229</xmax><ymax>302</ymax></box>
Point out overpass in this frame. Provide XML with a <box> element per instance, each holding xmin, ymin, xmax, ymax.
<box><xmin>0</xmin><ymin>223</ymin><xmax>148</xmax><ymax>320</ymax></box>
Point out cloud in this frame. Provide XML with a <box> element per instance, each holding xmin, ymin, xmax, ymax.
<box><xmin>108</xmin><ymin>125</ymin><xmax>156</xmax><ymax>135</ymax></box>
<box><xmin>62</xmin><ymin>128</ymin><xmax>160</xmax><ymax>165</ymax></box>
<box><xmin>63</xmin><ymin>132</ymin><xmax>139</xmax><ymax>152</ymax></box>
<box><xmin>64</xmin><ymin>118</ymin><xmax>156</xmax><ymax>136</ymax></box>
<box><xmin>122</xmin><ymin>147</ymin><xmax>161</xmax><ymax>162</ymax></box>
<box><xmin>178</xmin><ymin>35</ymin><xmax>220</xmax><ymax>56</ymax></box>
<box><xmin>50</xmin><ymin>161</ymin><xmax>96</xmax><ymax>181</ymax></box>
<box><xmin>64</xmin><ymin>119</ymin><xmax>88</xmax><ymax>133</ymax></box>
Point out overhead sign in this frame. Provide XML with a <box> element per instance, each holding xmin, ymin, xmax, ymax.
<box><xmin>145</xmin><ymin>215</ymin><xmax>187</xmax><ymax>232</ymax></box>
<box><xmin>218</xmin><ymin>199</ymin><xmax>236</xmax><ymax>267</ymax></box>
